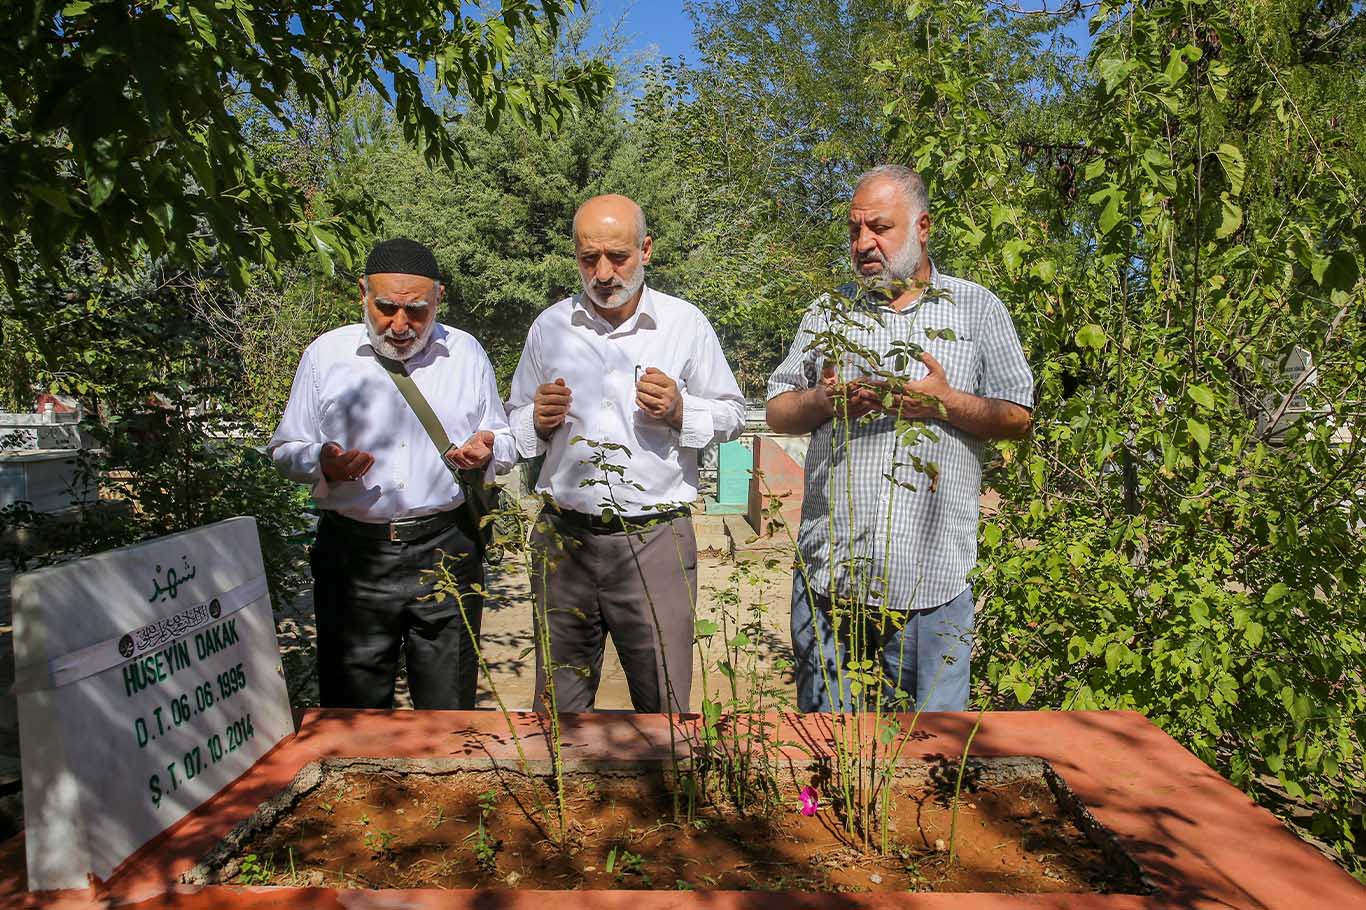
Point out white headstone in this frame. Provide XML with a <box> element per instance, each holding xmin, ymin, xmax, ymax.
<box><xmin>11</xmin><ymin>517</ymin><xmax>293</xmax><ymax>891</ymax></box>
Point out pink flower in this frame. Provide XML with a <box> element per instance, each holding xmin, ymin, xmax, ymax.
<box><xmin>798</xmin><ymin>785</ymin><xmax>819</xmax><ymax>816</ymax></box>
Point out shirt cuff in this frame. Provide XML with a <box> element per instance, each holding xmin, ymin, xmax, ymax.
<box><xmin>487</xmin><ymin>430</ymin><xmax>517</xmax><ymax>483</ymax></box>
<box><xmin>765</xmin><ymin>379</ymin><xmax>804</xmax><ymax>401</ymax></box>
<box><xmin>511</xmin><ymin>405</ymin><xmax>548</xmax><ymax>459</ymax></box>
<box><xmin>306</xmin><ymin>445</ymin><xmax>338</xmax><ymax>499</ymax></box>
<box><xmin>288</xmin><ymin>442</ymin><xmax>325</xmax><ymax>492</ymax></box>
<box><xmin>981</xmin><ymin>385</ymin><xmax>1035</xmax><ymax>410</ymax></box>
<box><xmin>678</xmin><ymin>391</ymin><xmax>716</xmax><ymax>449</ymax></box>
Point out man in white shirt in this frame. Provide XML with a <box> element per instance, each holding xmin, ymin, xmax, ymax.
<box><xmin>269</xmin><ymin>238</ymin><xmax>515</xmax><ymax>710</ymax></box>
<box><xmin>507</xmin><ymin>195</ymin><xmax>746</xmax><ymax>713</ymax></box>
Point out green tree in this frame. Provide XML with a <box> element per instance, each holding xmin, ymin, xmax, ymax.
<box><xmin>0</xmin><ymin>1</ymin><xmax>611</xmax><ymax>290</ymax></box>
<box><xmin>674</xmin><ymin>0</ymin><xmax>1365</xmax><ymax>875</ymax></box>
<box><xmin>0</xmin><ymin>1</ymin><xmax>613</xmax><ymax>605</ymax></box>
<box><xmin>858</xmin><ymin>0</ymin><xmax>1366</xmax><ymax>874</ymax></box>
<box><xmin>0</xmin><ymin>255</ymin><xmax>314</xmax><ymax>602</ymax></box>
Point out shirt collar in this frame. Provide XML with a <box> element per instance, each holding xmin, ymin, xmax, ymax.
<box><xmin>570</xmin><ymin>284</ymin><xmax>658</xmax><ymax>336</ymax></box>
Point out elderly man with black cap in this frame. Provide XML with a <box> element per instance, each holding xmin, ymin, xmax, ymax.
<box><xmin>269</xmin><ymin>238</ymin><xmax>515</xmax><ymax>709</ymax></box>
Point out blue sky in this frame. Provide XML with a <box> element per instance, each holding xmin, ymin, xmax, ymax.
<box><xmin>582</xmin><ymin>0</ymin><xmax>1094</xmax><ymax>66</ymax></box>
<box><xmin>586</xmin><ymin>1</ymin><xmax>699</xmax><ymax>64</ymax></box>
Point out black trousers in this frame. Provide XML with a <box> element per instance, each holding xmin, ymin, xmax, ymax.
<box><xmin>311</xmin><ymin>511</ymin><xmax>484</xmax><ymax>709</ymax></box>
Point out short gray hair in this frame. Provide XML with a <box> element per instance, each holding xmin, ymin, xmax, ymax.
<box><xmin>855</xmin><ymin>164</ymin><xmax>929</xmax><ymax>218</ymax></box>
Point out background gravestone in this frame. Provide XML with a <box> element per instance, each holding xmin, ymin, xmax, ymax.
<box><xmin>11</xmin><ymin>517</ymin><xmax>292</xmax><ymax>891</ymax></box>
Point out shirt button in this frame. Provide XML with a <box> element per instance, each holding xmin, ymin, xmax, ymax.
<box><xmin>398</xmin><ymin>481</ymin><xmax>406</xmax><ymax>489</ymax></box>
<box><xmin>602</xmin><ymin>400</ymin><xmax>610</xmax><ymax>408</ymax></box>
<box><xmin>401</xmin><ymin>442</ymin><xmax>407</xmax><ymax>448</ymax></box>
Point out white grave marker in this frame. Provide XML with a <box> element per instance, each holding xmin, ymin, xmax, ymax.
<box><xmin>12</xmin><ymin>517</ymin><xmax>293</xmax><ymax>890</ymax></box>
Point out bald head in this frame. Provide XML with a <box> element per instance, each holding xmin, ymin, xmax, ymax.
<box><xmin>573</xmin><ymin>194</ymin><xmax>648</xmax><ymax>248</ymax></box>
<box><xmin>573</xmin><ymin>194</ymin><xmax>653</xmax><ymax>315</ymax></box>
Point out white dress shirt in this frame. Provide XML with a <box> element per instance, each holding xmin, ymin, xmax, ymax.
<box><xmin>507</xmin><ymin>287</ymin><xmax>746</xmax><ymax>516</ymax></box>
<box><xmin>269</xmin><ymin>323</ymin><xmax>516</xmax><ymax>523</ymax></box>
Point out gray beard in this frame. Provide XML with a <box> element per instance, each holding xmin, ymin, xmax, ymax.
<box><xmin>364</xmin><ymin>309</ymin><xmax>435</xmax><ymax>361</ymax></box>
<box><xmin>866</xmin><ymin>233</ymin><xmax>925</xmax><ymax>293</ymax></box>
<box><xmin>582</xmin><ymin>267</ymin><xmax>645</xmax><ymax>311</ymax></box>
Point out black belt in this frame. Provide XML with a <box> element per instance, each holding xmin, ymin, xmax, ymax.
<box><xmin>546</xmin><ymin>506</ymin><xmax>691</xmax><ymax>535</ymax></box>
<box><xmin>323</xmin><ymin>509</ymin><xmax>463</xmax><ymax>543</ymax></box>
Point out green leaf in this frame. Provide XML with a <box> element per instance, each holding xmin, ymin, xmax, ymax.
<box><xmin>310</xmin><ymin>228</ymin><xmax>335</xmax><ymax>276</ymax></box>
<box><xmin>186</xmin><ymin>5</ymin><xmax>218</xmax><ymax>48</ymax></box>
<box><xmin>1244</xmin><ymin>621</ymin><xmax>1265</xmax><ymax>648</ymax></box>
<box><xmin>1093</xmin><ymin>186</ymin><xmax>1122</xmax><ymax>235</ymax></box>
<box><xmin>235</xmin><ymin>6</ymin><xmax>257</xmax><ymax>44</ymax></box>
<box><xmin>1097</xmin><ymin>57</ymin><xmax>1137</xmax><ymax>94</ymax></box>
<box><xmin>1163</xmin><ymin>45</ymin><xmax>1199</xmax><ymax>85</ymax></box>
<box><xmin>1216</xmin><ymin>144</ymin><xmax>1246</xmax><ymax>196</ymax></box>
<box><xmin>1310</xmin><ymin>255</ymin><xmax>1331</xmax><ymax>285</ymax></box>
<box><xmin>1012</xmin><ymin>681</ymin><xmax>1035</xmax><ymax>705</ymax></box>
<box><xmin>1319</xmin><ymin>250</ymin><xmax>1360</xmax><ymax>292</ymax></box>
<box><xmin>84</xmin><ymin>162</ymin><xmax>116</xmax><ymax>209</ymax></box>
<box><xmin>1187</xmin><ymin>385</ymin><xmax>1215</xmax><ymax>409</ymax></box>
<box><xmin>701</xmin><ymin>699</ymin><xmax>721</xmax><ymax>727</ymax></box>
<box><xmin>990</xmin><ymin>203</ymin><xmax>1013</xmax><ymax>229</ymax></box>
<box><xmin>1067</xmin><ymin>635</ymin><xmax>1088</xmax><ymax>662</ymax></box>
<box><xmin>1264</xmin><ymin>583</ymin><xmax>1290</xmax><ymax>604</ymax></box>
<box><xmin>1001</xmin><ymin>238</ymin><xmax>1026</xmax><ymax>272</ymax></box>
<box><xmin>1187</xmin><ymin>417</ymin><xmax>1210</xmax><ymax>452</ymax></box>
<box><xmin>1104</xmin><ymin>642</ymin><xmax>1123</xmax><ymax>674</ymax></box>
<box><xmin>982</xmin><ymin>523</ymin><xmax>1002</xmax><ymax>547</ymax></box>
<box><xmin>694</xmin><ymin>619</ymin><xmax>718</xmax><ymax>638</ymax></box>
<box><xmin>24</xmin><ymin>184</ymin><xmax>75</xmax><ymax>215</ymax></box>
<box><xmin>1215</xmin><ymin>194</ymin><xmax>1242</xmax><ymax>240</ymax></box>
<box><xmin>1032</xmin><ymin>258</ymin><xmax>1057</xmax><ymax>283</ymax></box>
<box><xmin>1076</xmin><ymin>324</ymin><xmax>1107</xmax><ymax>350</ymax></box>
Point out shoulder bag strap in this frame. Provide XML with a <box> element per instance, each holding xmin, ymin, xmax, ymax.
<box><xmin>375</xmin><ymin>354</ymin><xmax>453</xmax><ymax>453</ymax></box>
<box><xmin>375</xmin><ymin>355</ymin><xmax>490</xmax><ymax>552</ymax></box>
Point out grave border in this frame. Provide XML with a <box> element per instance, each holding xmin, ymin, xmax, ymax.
<box><xmin>0</xmin><ymin>708</ymin><xmax>1360</xmax><ymax>909</ymax></box>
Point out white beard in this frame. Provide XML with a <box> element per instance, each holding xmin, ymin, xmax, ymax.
<box><xmin>364</xmin><ymin>307</ymin><xmax>436</xmax><ymax>361</ymax></box>
<box><xmin>582</xmin><ymin>262</ymin><xmax>645</xmax><ymax>311</ymax></box>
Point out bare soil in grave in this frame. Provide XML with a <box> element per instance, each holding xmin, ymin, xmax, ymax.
<box><xmin>207</xmin><ymin>765</ymin><xmax>1146</xmax><ymax>893</ymax></box>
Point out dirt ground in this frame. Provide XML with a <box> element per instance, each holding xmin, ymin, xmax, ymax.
<box><xmin>218</xmin><ymin>765</ymin><xmax>1144</xmax><ymax>893</ymax></box>
<box><xmin>276</xmin><ymin>514</ymin><xmax>799</xmax><ymax>712</ymax></box>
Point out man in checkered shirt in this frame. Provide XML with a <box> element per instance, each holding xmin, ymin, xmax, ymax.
<box><xmin>766</xmin><ymin>165</ymin><xmax>1034</xmax><ymax>712</ymax></box>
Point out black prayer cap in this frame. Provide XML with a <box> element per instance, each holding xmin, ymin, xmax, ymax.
<box><xmin>364</xmin><ymin>238</ymin><xmax>442</xmax><ymax>280</ymax></box>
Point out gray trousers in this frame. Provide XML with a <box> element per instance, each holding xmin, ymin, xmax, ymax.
<box><xmin>529</xmin><ymin>511</ymin><xmax>697</xmax><ymax>713</ymax></box>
